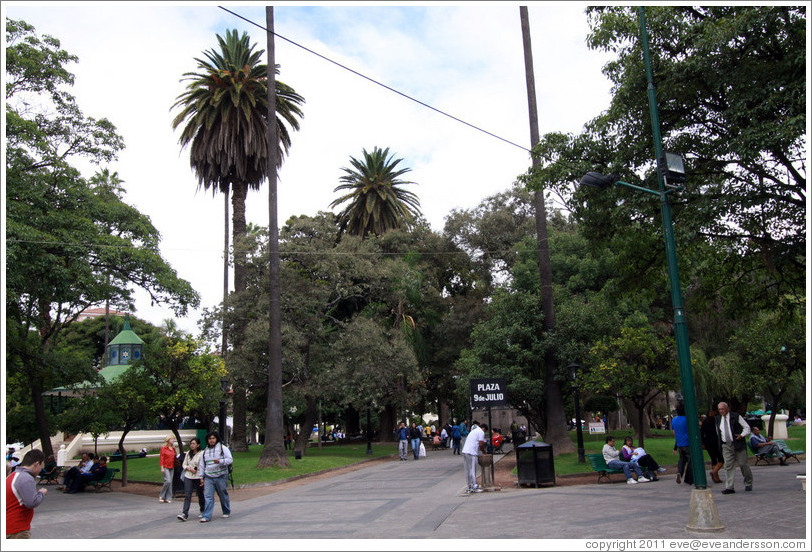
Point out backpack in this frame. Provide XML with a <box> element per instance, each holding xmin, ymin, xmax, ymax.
<box><xmin>452</xmin><ymin>425</ymin><xmax>461</xmax><ymax>439</ymax></box>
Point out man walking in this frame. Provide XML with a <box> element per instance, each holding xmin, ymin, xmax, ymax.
<box><xmin>396</xmin><ymin>422</ymin><xmax>410</xmax><ymax>461</ymax></box>
<box><xmin>6</xmin><ymin>449</ymin><xmax>48</xmax><ymax>539</ymax></box>
<box><xmin>461</xmin><ymin>421</ymin><xmax>487</xmax><ymax>493</ymax></box>
<box><xmin>716</xmin><ymin>401</ymin><xmax>753</xmax><ymax>494</ymax></box>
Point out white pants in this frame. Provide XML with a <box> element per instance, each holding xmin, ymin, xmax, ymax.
<box><xmin>463</xmin><ymin>453</ymin><xmax>478</xmax><ymax>489</ymax></box>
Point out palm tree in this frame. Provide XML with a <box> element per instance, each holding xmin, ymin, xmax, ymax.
<box><xmin>330</xmin><ymin>147</ymin><xmax>422</xmax><ymax>238</ymax></box>
<box><xmin>171</xmin><ymin>29</ymin><xmax>304</xmax><ymax>451</ymax></box>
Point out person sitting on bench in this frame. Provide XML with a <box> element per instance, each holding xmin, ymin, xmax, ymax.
<box><xmin>61</xmin><ymin>453</ymin><xmax>94</xmax><ymax>490</ymax></box>
<box><xmin>749</xmin><ymin>427</ymin><xmax>792</xmax><ymax>465</ymax></box>
<box><xmin>603</xmin><ymin>435</ymin><xmax>649</xmax><ymax>485</ymax></box>
<box><xmin>66</xmin><ymin>456</ymin><xmax>107</xmax><ymax>493</ymax></box>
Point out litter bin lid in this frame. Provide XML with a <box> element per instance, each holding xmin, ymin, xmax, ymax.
<box><xmin>517</xmin><ymin>440</ymin><xmax>551</xmax><ymax>448</ymax></box>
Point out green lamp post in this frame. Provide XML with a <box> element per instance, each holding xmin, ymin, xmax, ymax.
<box><xmin>580</xmin><ymin>7</ymin><xmax>723</xmax><ymax>532</ymax></box>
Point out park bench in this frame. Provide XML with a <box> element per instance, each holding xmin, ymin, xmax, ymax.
<box><xmin>748</xmin><ymin>441</ymin><xmax>804</xmax><ymax>466</ymax></box>
<box><xmin>109</xmin><ymin>452</ymin><xmax>144</xmax><ymax>461</ymax></box>
<box><xmin>586</xmin><ymin>453</ymin><xmax>625</xmax><ymax>484</ymax></box>
<box><xmin>38</xmin><ymin>465</ymin><xmax>63</xmax><ymax>486</ymax></box>
<box><xmin>83</xmin><ymin>468</ymin><xmax>119</xmax><ymax>492</ymax></box>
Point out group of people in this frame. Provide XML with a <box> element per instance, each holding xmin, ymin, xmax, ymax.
<box><xmin>59</xmin><ymin>452</ymin><xmax>109</xmax><ymax>493</ymax></box>
<box><xmin>679</xmin><ymin>401</ymin><xmax>797</xmax><ymax>494</ymax></box>
<box><xmin>603</xmin><ymin>435</ymin><xmax>667</xmax><ymax>485</ymax></box>
<box><xmin>160</xmin><ymin>432</ymin><xmax>233</xmax><ymax>523</ymax></box>
<box><xmin>397</xmin><ymin>419</ymin><xmax>472</xmax><ymax>460</ymax></box>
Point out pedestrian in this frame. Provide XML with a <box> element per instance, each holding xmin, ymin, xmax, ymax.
<box><xmin>409</xmin><ymin>422</ymin><xmax>422</xmax><ymax>460</ymax></box>
<box><xmin>5</xmin><ymin>449</ymin><xmax>48</xmax><ymax>539</ymax></box>
<box><xmin>451</xmin><ymin>421</ymin><xmax>462</xmax><ymax>455</ymax></box>
<box><xmin>700</xmin><ymin>409</ymin><xmax>724</xmax><ymax>483</ymax></box>
<box><xmin>200</xmin><ymin>431</ymin><xmax>232</xmax><ymax>522</ymax></box>
<box><xmin>177</xmin><ymin>437</ymin><xmax>205</xmax><ymax>521</ymax></box>
<box><xmin>159</xmin><ymin>434</ymin><xmax>178</xmax><ymax>503</ymax></box>
<box><xmin>716</xmin><ymin>401</ymin><xmax>753</xmax><ymax>494</ymax></box>
<box><xmin>461</xmin><ymin>421</ymin><xmax>488</xmax><ymax>493</ymax></box>
<box><xmin>396</xmin><ymin>422</ymin><xmax>409</xmax><ymax>461</ymax></box>
<box><xmin>672</xmin><ymin>403</ymin><xmax>693</xmax><ymax>485</ymax></box>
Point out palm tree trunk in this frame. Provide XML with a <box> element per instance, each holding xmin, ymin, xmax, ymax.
<box><xmin>258</xmin><ymin>6</ymin><xmax>289</xmax><ymax>468</ymax></box>
<box><xmin>520</xmin><ymin>7</ymin><xmax>573</xmax><ymax>453</ymax></box>
<box><xmin>229</xmin><ymin>181</ymin><xmax>249</xmax><ymax>452</ymax></box>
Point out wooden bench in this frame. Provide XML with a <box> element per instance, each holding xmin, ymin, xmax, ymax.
<box><xmin>586</xmin><ymin>453</ymin><xmax>625</xmax><ymax>484</ymax></box>
<box><xmin>83</xmin><ymin>468</ymin><xmax>119</xmax><ymax>492</ymax></box>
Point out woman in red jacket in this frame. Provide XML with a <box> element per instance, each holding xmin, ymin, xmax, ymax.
<box><xmin>159</xmin><ymin>435</ymin><xmax>178</xmax><ymax>503</ymax></box>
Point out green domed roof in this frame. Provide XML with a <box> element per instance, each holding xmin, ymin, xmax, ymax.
<box><xmin>108</xmin><ymin>317</ymin><xmax>144</xmax><ymax>346</ymax></box>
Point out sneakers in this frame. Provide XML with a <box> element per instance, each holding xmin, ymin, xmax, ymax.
<box><xmin>471</xmin><ymin>488</ymin><xmax>483</xmax><ymax>493</ymax></box>
<box><xmin>198</xmin><ymin>513</ymin><xmax>204</xmax><ymax>518</ymax></box>
<box><xmin>657</xmin><ymin>467</ymin><xmax>667</xmax><ymax>473</ymax></box>
<box><xmin>222</xmin><ymin>514</ymin><xmax>230</xmax><ymax>518</ymax></box>
<box><xmin>638</xmin><ymin>476</ymin><xmax>650</xmax><ymax>483</ymax></box>
<box><xmin>675</xmin><ymin>474</ymin><xmax>682</xmax><ymax>484</ymax></box>
<box><xmin>745</xmin><ymin>485</ymin><xmax>752</xmax><ymax>492</ymax></box>
<box><xmin>721</xmin><ymin>488</ymin><xmax>735</xmax><ymax>494</ymax></box>
<box><xmin>159</xmin><ymin>498</ymin><xmax>166</xmax><ymax>503</ymax></box>
<box><xmin>200</xmin><ymin>518</ymin><xmax>209</xmax><ymax>523</ymax></box>
<box><xmin>177</xmin><ymin>514</ymin><xmax>187</xmax><ymax>521</ymax></box>
<box><xmin>165</xmin><ymin>500</ymin><xmax>172</xmax><ymax>503</ymax></box>
<box><xmin>627</xmin><ymin>478</ymin><xmax>638</xmax><ymax>485</ymax></box>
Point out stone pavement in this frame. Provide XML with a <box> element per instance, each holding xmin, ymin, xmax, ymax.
<box><xmin>21</xmin><ymin>448</ymin><xmax>808</xmax><ymax>542</ymax></box>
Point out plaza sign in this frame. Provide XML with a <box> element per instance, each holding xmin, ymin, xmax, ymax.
<box><xmin>470</xmin><ymin>378</ymin><xmax>508</xmax><ymax>407</ymax></box>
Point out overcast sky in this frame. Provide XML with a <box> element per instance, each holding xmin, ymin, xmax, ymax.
<box><xmin>4</xmin><ymin>1</ymin><xmax>615</xmax><ymax>336</ymax></box>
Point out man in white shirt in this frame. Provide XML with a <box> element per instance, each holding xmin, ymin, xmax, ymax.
<box><xmin>715</xmin><ymin>401</ymin><xmax>753</xmax><ymax>494</ymax></box>
<box><xmin>461</xmin><ymin>421</ymin><xmax>488</xmax><ymax>493</ymax></box>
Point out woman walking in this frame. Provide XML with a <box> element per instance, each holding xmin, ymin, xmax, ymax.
<box><xmin>200</xmin><ymin>432</ymin><xmax>232</xmax><ymax>523</ymax></box>
<box><xmin>177</xmin><ymin>438</ymin><xmax>205</xmax><ymax>521</ymax></box>
<box><xmin>159</xmin><ymin>435</ymin><xmax>178</xmax><ymax>503</ymax></box>
<box><xmin>700</xmin><ymin>410</ymin><xmax>724</xmax><ymax>483</ymax></box>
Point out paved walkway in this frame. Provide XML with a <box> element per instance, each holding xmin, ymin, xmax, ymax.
<box><xmin>25</xmin><ymin>450</ymin><xmax>808</xmax><ymax>541</ymax></box>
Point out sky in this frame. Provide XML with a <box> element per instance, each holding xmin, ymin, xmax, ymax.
<box><xmin>3</xmin><ymin>1</ymin><xmax>616</xmax><ymax>337</ymax></box>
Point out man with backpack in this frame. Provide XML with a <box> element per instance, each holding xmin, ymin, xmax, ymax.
<box><xmin>200</xmin><ymin>431</ymin><xmax>232</xmax><ymax>522</ymax></box>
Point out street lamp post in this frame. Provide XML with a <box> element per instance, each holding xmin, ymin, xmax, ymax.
<box><xmin>577</xmin><ymin>7</ymin><xmax>722</xmax><ymax>532</ymax></box>
<box><xmin>219</xmin><ymin>377</ymin><xmax>229</xmax><ymax>445</ymax></box>
<box><xmin>568</xmin><ymin>363</ymin><xmax>586</xmax><ymax>463</ymax></box>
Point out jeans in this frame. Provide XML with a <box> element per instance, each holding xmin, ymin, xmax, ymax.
<box><xmin>398</xmin><ymin>440</ymin><xmax>409</xmax><ymax>460</ymax></box>
<box><xmin>452</xmin><ymin>437</ymin><xmax>461</xmax><ymax>455</ymax></box>
<box><xmin>410</xmin><ymin>438</ymin><xmax>421</xmax><ymax>459</ymax></box>
<box><xmin>677</xmin><ymin>445</ymin><xmax>693</xmax><ymax>484</ymax></box>
<box><xmin>202</xmin><ymin>474</ymin><xmax>231</xmax><ymax>520</ymax></box>
<box><xmin>463</xmin><ymin>453</ymin><xmax>478</xmax><ymax>490</ymax></box>
<box><xmin>159</xmin><ymin>468</ymin><xmax>173</xmax><ymax>500</ymax></box>
<box><xmin>607</xmin><ymin>459</ymin><xmax>642</xmax><ymax>480</ymax></box>
<box><xmin>182</xmin><ymin>476</ymin><xmax>205</xmax><ymax>516</ymax></box>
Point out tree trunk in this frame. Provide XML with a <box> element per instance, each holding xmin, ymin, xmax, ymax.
<box><xmin>346</xmin><ymin>407</ymin><xmax>360</xmax><ymax>435</ymax></box>
<box><xmin>229</xmin><ymin>178</ymin><xmax>249</xmax><ymax>452</ymax></box>
<box><xmin>623</xmin><ymin>398</ymin><xmax>653</xmax><ymax>440</ymax></box>
<box><xmin>231</xmin><ymin>384</ymin><xmax>248</xmax><ymax>452</ymax></box>
<box><xmin>30</xmin><ymin>378</ymin><xmax>53</xmax><ymax>458</ymax></box>
<box><xmin>520</xmin><ymin>7</ymin><xmax>574</xmax><ymax>454</ymax></box>
<box><xmin>258</xmin><ymin>6</ymin><xmax>289</xmax><ymax>468</ymax></box>
<box><xmin>293</xmin><ymin>396</ymin><xmax>318</xmax><ymax>456</ymax></box>
<box><xmin>118</xmin><ymin>428</ymin><xmax>131</xmax><ymax>487</ymax></box>
<box><xmin>379</xmin><ymin>404</ymin><xmax>396</xmax><ymax>442</ymax></box>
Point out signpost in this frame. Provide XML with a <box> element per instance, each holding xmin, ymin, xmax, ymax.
<box><xmin>470</xmin><ymin>378</ymin><xmax>508</xmax><ymax>484</ymax></box>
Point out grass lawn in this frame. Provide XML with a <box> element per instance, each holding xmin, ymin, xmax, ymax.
<box><xmin>116</xmin><ymin>442</ymin><xmax>398</xmax><ymax>485</ymax></box>
<box><xmin>549</xmin><ymin>424</ymin><xmax>806</xmax><ymax>476</ymax></box>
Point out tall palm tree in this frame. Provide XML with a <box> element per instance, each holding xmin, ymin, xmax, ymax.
<box><xmin>330</xmin><ymin>146</ymin><xmax>422</xmax><ymax>238</ymax></box>
<box><xmin>171</xmin><ymin>29</ymin><xmax>304</xmax><ymax>450</ymax></box>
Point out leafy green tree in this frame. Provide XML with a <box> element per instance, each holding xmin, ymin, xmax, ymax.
<box><xmin>140</xmin><ymin>334</ymin><xmax>227</xmax><ymax>450</ymax></box>
<box><xmin>728</xmin><ymin>303</ymin><xmax>805</xmax><ymax>436</ymax></box>
<box><xmin>6</xmin><ymin>19</ymin><xmax>198</xmax><ymax>456</ymax></box>
<box><xmin>330</xmin><ymin>146</ymin><xmax>422</xmax><ymax>238</ymax></box>
<box><xmin>584</xmin><ymin>317</ymin><xmax>679</xmax><ymax>447</ymax></box>
<box><xmin>171</xmin><ymin>28</ymin><xmax>304</xmax><ymax>452</ymax></box>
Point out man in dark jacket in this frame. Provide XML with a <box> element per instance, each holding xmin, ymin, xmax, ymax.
<box><xmin>67</xmin><ymin>456</ymin><xmax>108</xmax><ymax>493</ymax></box>
<box><xmin>716</xmin><ymin>401</ymin><xmax>753</xmax><ymax>494</ymax></box>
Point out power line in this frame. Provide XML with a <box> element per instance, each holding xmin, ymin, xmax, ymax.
<box><xmin>7</xmin><ymin>238</ymin><xmax>533</xmax><ymax>258</ymax></box>
<box><xmin>217</xmin><ymin>6</ymin><xmax>531</xmax><ymax>154</ymax></box>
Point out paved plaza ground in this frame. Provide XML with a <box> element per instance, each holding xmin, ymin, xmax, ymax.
<box><xmin>12</xmin><ymin>446</ymin><xmax>809</xmax><ymax>546</ymax></box>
